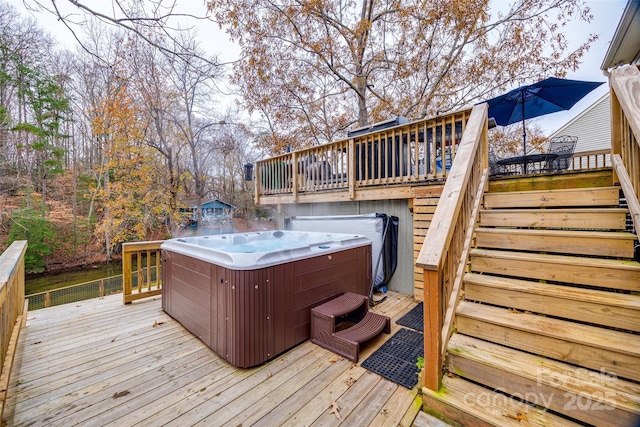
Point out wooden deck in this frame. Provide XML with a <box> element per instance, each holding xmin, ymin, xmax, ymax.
<box><xmin>3</xmin><ymin>291</ymin><xmax>421</xmax><ymax>426</ymax></box>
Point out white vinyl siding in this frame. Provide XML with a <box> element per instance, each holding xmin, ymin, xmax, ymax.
<box><xmin>549</xmin><ymin>93</ymin><xmax>611</xmax><ymax>154</ymax></box>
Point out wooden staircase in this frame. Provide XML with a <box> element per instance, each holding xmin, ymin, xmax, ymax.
<box><xmin>422</xmin><ymin>184</ymin><xmax>640</xmax><ymax>426</ymax></box>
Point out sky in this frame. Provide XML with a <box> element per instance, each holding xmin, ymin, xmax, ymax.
<box><xmin>528</xmin><ymin>0</ymin><xmax>628</xmax><ymax>134</ymax></box>
<box><xmin>6</xmin><ymin>0</ymin><xmax>629</xmax><ymax>135</ymax></box>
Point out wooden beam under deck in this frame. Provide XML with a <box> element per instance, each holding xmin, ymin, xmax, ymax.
<box><xmin>3</xmin><ymin>292</ymin><xmax>421</xmax><ymax>427</ymax></box>
<box><xmin>258</xmin><ymin>182</ymin><xmax>446</xmax><ymax>205</ymax></box>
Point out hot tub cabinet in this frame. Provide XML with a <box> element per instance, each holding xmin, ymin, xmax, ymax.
<box><xmin>161</xmin><ymin>231</ymin><xmax>371</xmax><ymax>368</ymax></box>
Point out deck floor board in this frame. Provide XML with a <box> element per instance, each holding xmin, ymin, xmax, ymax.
<box><xmin>4</xmin><ymin>292</ymin><xmax>420</xmax><ymax>426</ymax></box>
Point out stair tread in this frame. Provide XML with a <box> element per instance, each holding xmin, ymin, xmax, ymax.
<box><xmin>423</xmin><ymin>375</ymin><xmax>585</xmax><ymax>427</ymax></box>
<box><xmin>448</xmin><ymin>333</ymin><xmax>640</xmax><ymax>413</ymax></box>
<box><xmin>483</xmin><ymin>186</ymin><xmax>620</xmax><ymax>209</ymax></box>
<box><xmin>464</xmin><ymin>272</ymin><xmax>640</xmax><ymax>310</ymax></box>
<box><xmin>470</xmin><ymin>248</ymin><xmax>640</xmax><ymax>271</ymax></box>
<box><xmin>311</xmin><ymin>292</ymin><xmax>367</xmax><ymax>318</ymax></box>
<box><xmin>475</xmin><ymin>227</ymin><xmax>637</xmax><ymax>240</ymax></box>
<box><xmin>456</xmin><ymin>301</ymin><xmax>640</xmax><ymax>356</ymax></box>
<box><xmin>478</xmin><ymin>208</ymin><xmax>629</xmax><ymax>230</ymax></box>
<box><xmin>334</xmin><ymin>311</ymin><xmax>390</xmax><ymax>343</ymax></box>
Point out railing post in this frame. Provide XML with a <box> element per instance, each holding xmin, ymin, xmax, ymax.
<box><xmin>123</xmin><ymin>249</ymin><xmax>132</xmax><ymax>304</ymax></box>
<box><xmin>422</xmin><ymin>268</ymin><xmax>443</xmax><ymax>391</ymax></box>
<box><xmin>348</xmin><ymin>138</ymin><xmax>355</xmax><ymax>199</ymax></box>
<box><xmin>292</xmin><ymin>151</ymin><xmax>298</xmax><ymax>201</ymax></box>
<box><xmin>44</xmin><ymin>291</ymin><xmax>50</xmax><ymax>308</ymax></box>
<box><xmin>254</xmin><ymin>162</ymin><xmax>261</xmax><ymax>205</ymax></box>
<box><xmin>99</xmin><ymin>279</ymin><xmax>104</xmax><ymax>298</ymax></box>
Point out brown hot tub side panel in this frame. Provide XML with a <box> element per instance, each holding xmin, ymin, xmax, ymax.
<box><xmin>163</xmin><ymin>251</ymin><xmax>212</xmax><ymax>346</ymax></box>
<box><xmin>292</xmin><ymin>246</ymin><xmax>370</xmax><ymax>343</ymax></box>
<box><xmin>162</xmin><ymin>243</ymin><xmax>371</xmax><ymax>368</ymax></box>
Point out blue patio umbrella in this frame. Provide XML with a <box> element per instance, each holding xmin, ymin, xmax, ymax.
<box><xmin>485</xmin><ymin>77</ymin><xmax>603</xmax><ymax>173</ymax></box>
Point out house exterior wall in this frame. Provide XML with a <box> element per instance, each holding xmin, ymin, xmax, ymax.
<box><xmin>275</xmin><ymin>199</ymin><xmax>415</xmax><ymax>296</ymax></box>
<box><xmin>549</xmin><ymin>93</ymin><xmax>611</xmax><ymax>154</ymax></box>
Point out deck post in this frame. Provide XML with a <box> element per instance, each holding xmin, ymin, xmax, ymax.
<box><xmin>348</xmin><ymin>138</ymin><xmax>355</xmax><ymax>200</ymax></box>
<box><xmin>422</xmin><ymin>268</ymin><xmax>442</xmax><ymax>391</ymax></box>
<box><xmin>292</xmin><ymin>151</ymin><xmax>298</xmax><ymax>202</ymax></box>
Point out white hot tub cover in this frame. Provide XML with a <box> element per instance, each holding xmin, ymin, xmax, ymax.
<box><xmin>286</xmin><ymin>213</ymin><xmax>398</xmax><ymax>290</ymax></box>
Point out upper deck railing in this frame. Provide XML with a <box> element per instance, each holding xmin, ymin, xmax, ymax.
<box><xmin>255</xmin><ymin>110</ymin><xmax>472</xmax><ymax>204</ymax></box>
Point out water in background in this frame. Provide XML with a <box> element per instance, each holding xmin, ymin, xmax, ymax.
<box><xmin>26</xmin><ymin>262</ymin><xmax>123</xmax><ymax>295</ymax></box>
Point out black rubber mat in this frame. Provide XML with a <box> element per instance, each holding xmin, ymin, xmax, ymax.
<box><xmin>361</xmin><ymin>328</ymin><xmax>423</xmax><ymax>389</ymax></box>
<box><xmin>396</xmin><ymin>302</ymin><xmax>424</xmax><ymax>331</ymax></box>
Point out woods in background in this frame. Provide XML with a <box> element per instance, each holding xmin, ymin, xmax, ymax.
<box><xmin>0</xmin><ymin>0</ymin><xmax>596</xmax><ymax>272</ymax></box>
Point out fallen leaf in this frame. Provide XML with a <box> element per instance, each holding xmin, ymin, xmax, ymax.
<box><xmin>112</xmin><ymin>390</ymin><xmax>130</xmax><ymax>399</ymax></box>
<box><xmin>507</xmin><ymin>308</ymin><xmax>521</xmax><ymax>314</ymax></box>
<box><xmin>346</xmin><ymin>377</ymin><xmax>356</xmax><ymax>386</ymax></box>
<box><xmin>111</xmin><ymin>336</ymin><xmax>117</xmax><ymax>343</ymax></box>
<box><xmin>267</xmin><ymin>371</ymin><xmax>272</xmax><ymax>379</ymax></box>
<box><xmin>504</xmin><ymin>412</ymin><xmax>528</xmax><ymax>422</ymax></box>
<box><xmin>152</xmin><ymin>321</ymin><xmax>166</xmax><ymax>328</ymax></box>
<box><xmin>329</xmin><ymin>401</ymin><xmax>342</xmax><ymax>421</ymax></box>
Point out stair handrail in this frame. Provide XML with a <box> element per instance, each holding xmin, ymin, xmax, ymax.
<box><xmin>415</xmin><ymin>103</ymin><xmax>488</xmax><ymax>391</ymax></box>
<box><xmin>610</xmin><ymin>65</ymin><xmax>640</xmax><ymax>239</ymax></box>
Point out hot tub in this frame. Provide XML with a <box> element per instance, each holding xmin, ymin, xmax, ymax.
<box><xmin>161</xmin><ymin>230</ymin><xmax>371</xmax><ymax>367</ymax></box>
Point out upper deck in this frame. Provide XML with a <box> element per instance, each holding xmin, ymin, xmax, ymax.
<box><xmin>254</xmin><ymin>109</ymin><xmax>612</xmax><ymax>206</ymax></box>
<box><xmin>255</xmin><ymin>111</ymin><xmax>471</xmax><ymax>205</ymax></box>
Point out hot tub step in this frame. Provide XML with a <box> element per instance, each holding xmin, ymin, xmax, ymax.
<box><xmin>311</xmin><ymin>292</ymin><xmax>391</xmax><ymax>362</ymax></box>
<box><xmin>334</xmin><ymin>312</ymin><xmax>391</xmax><ymax>362</ymax></box>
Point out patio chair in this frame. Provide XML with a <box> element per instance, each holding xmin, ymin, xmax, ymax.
<box><xmin>488</xmin><ymin>158</ymin><xmax>504</xmax><ymax>177</ymax></box>
<box><xmin>544</xmin><ymin>135</ymin><xmax>577</xmax><ymax>172</ymax></box>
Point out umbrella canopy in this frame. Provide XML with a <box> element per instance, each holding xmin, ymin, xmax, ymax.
<box><xmin>485</xmin><ymin>77</ymin><xmax>603</xmax><ymax>173</ymax></box>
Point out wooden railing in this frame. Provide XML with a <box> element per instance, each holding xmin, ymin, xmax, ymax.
<box><xmin>255</xmin><ymin>110</ymin><xmax>472</xmax><ymax>203</ymax></box>
<box><xmin>570</xmin><ymin>149</ymin><xmax>611</xmax><ymax>171</ymax></box>
<box><xmin>123</xmin><ymin>241</ymin><xmax>164</xmax><ymax>304</ymax></box>
<box><xmin>415</xmin><ymin>104</ymin><xmax>489</xmax><ymax>391</ymax></box>
<box><xmin>0</xmin><ymin>241</ymin><xmax>27</xmax><ymax>420</ymax></box>
<box><xmin>26</xmin><ymin>274</ymin><xmax>124</xmax><ymax>310</ymax></box>
<box><xmin>610</xmin><ymin>65</ymin><xmax>640</xmax><ymax>239</ymax></box>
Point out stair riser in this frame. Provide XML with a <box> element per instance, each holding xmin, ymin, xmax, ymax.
<box><xmin>479</xmin><ymin>211</ymin><xmax>627</xmax><ymax>230</ymax></box>
<box><xmin>483</xmin><ymin>187</ymin><xmax>620</xmax><ymax>209</ymax></box>
<box><xmin>464</xmin><ymin>283</ymin><xmax>640</xmax><ymax>332</ymax></box>
<box><xmin>469</xmin><ymin>255</ymin><xmax>640</xmax><ymax>291</ymax></box>
<box><xmin>448</xmin><ymin>354</ymin><xmax>636</xmax><ymax>427</ymax></box>
<box><xmin>474</xmin><ymin>231</ymin><xmax>635</xmax><ymax>258</ymax></box>
<box><xmin>455</xmin><ymin>316</ymin><xmax>640</xmax><ymax>382</ymax></box>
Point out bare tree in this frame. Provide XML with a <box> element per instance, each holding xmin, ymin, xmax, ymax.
<box><xmin>207</xmin><ymin>0</ymin><xmax>596</xmax><ymax>153</ymax></box>
<box><xmin>20</xmin><ymin>0</ymin><xmax>225</xmax><ymax>69</ymax></box>
<box><xmin>162</xmin><ymin>31</ymin><xmax>225</xmax><ymax>231</ymax></box>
